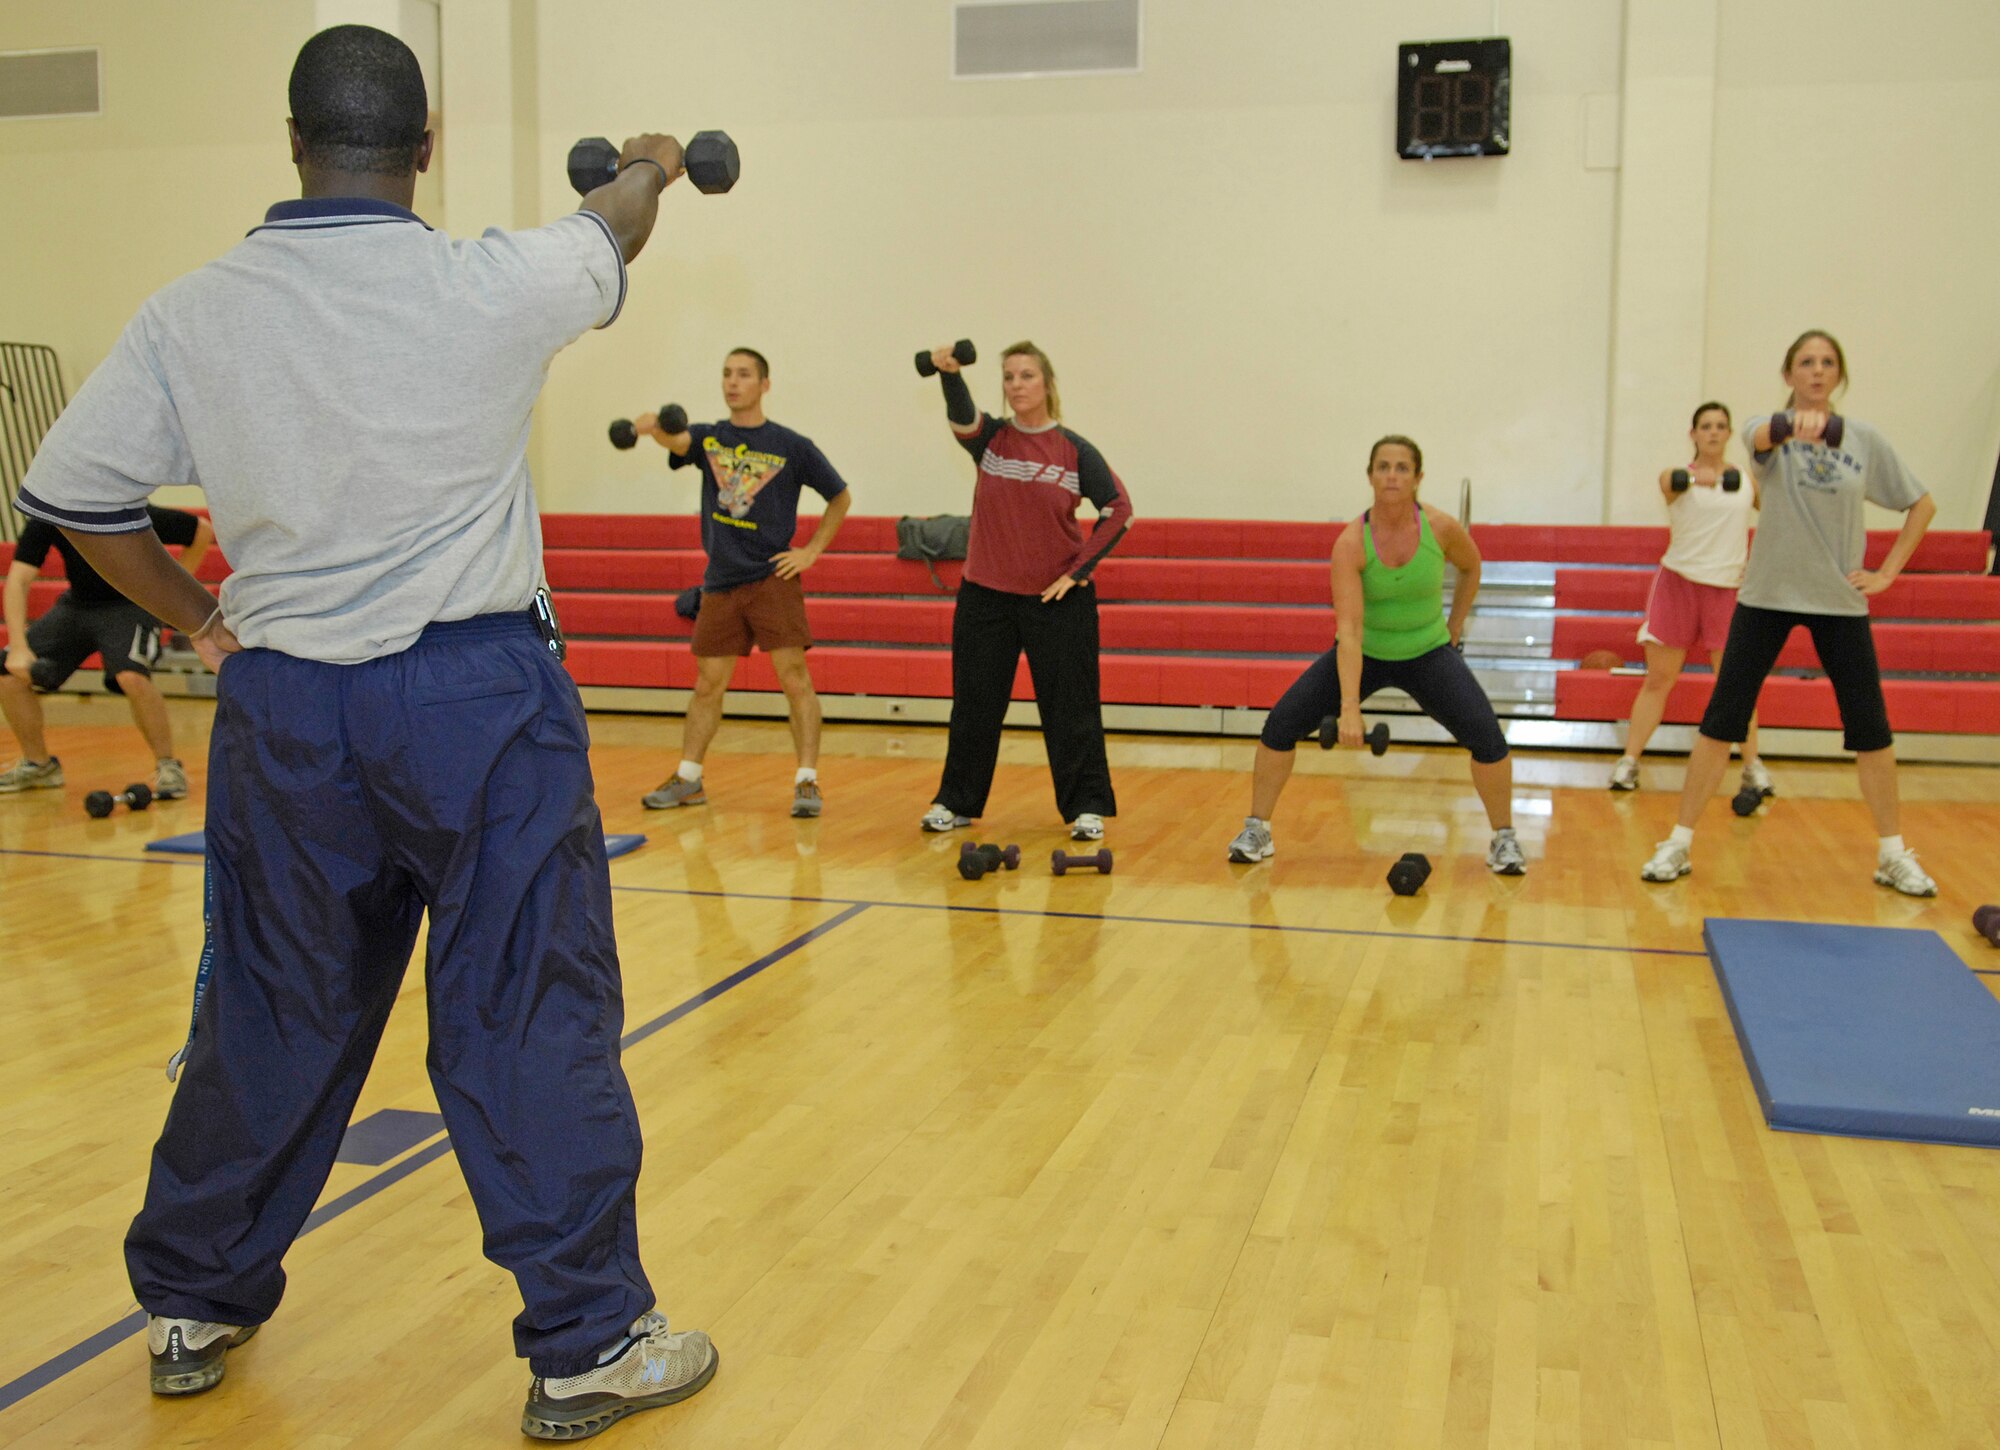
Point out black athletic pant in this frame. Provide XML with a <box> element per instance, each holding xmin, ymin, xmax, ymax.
<box><xmin>1700</xmin><ymin>603</ymin><xmax>1892</xmax><ymax>753</ymax></box>
<box><xmin>934</xmin><ymin>578</ymin><xmax>1116</xmax><ymax>821</ymax></box>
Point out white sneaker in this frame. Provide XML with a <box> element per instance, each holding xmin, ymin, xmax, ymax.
<box><xmin>522</xmin><ymin>1311</ymin><xmax>717</xmax><ymax>1441</ymax></box>
<box><xmin>920</xmin><ymin>803</ymin><xmax>967</xmax><ymax>833</ymax></box>
<box><xmin>1741</xmin><ymin>759</ymin><xmax>1775</xmax><ymax>798</ymax></box>
<box><xmin>1226</xmin><ymin>817</ymin><xmax>1274</xmax><ymax>863</ymax></box>
<box><xmin>1641</xmin><ymin>838</ymin><xmax>1691</xmax><ymax>882</ymax></box>
<box><xmin>1486</xmin><ymin>827</ymin><xmax>1527</xmax><ymax>875</ymax></box>
<box><xmin>1608</xmin><ymin>756</ymin><xmax>1639</xmax><ymax>792</ymax></box>
<box><xmin>0</xmin><ymin>755</ymin><xmax>63</xmax><ymax>792</ymax></box>
<box><xmin>1070</xmin><ymin>812</ymin><xmax>1105</xmax><ymax>842</ymax></box>
<box><xmin>148</xmin><ymin>1316</ymin><xmax>258</xmax><ymax>1396</ymax></box>
<box><xmin>153</xmin><ymin>758</ymin><xmax>189</xmax><ymax>800</ymax></box>
<box><xmin>1874</xmin><ymin>848</ymin><xmax>1937</xmax><ymax>898</ymax></box>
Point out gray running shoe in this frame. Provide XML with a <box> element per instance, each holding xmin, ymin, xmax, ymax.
<box><xmin>0</xmin><ymin>756</ymin><xmax>62</xmax><ymax>793</ymax></box>
<box><xmin>1487</xmin><ymin>826</ymin><xmax>1527</xmax><ymax>875</ymax></box>
<box><xmin>1227</xmin><ymin>817</ymin><xmax>1274</xmax><ymax>863</ymax></box>
<box><xmin>1740</xmin><ymin>759</ymin><xmax>1775</xmax><ymax>800</ymax></box>
<box><xmin>153</xmin><ymin>758</ymin><xmax>189</xmax><ymax>800</ymax></box>
<box><xmin>920</xmin><ymin>803</ymin><xmax>968</xmax><ymax>833</ymax></box>
<box><xmin>792</xmin><ymin>779</ymin><xmax>823</xmax><ymax>818</ymax></box>
<box><xmin>1642</xmin><ymin>837</ymin><xmax>1691</xmax><ymax>882</ymax></box>
<box><xmin>1874</xmin><ymin>848</ymin><xmax>1936</xmax><ymax>898</ymax></box>
<box><xmin>642</xmin><ymin>775</ymin><xmax>707</xmax><ymax>810</ymax></box>
<box><xmin>1070</xmin><ymin>812</ymin><xmax>1105</xmax><ymax>842</ymax></box>
<box><xmin>149</xmin><ymin>1316</ymin><xmax>258</xmax><ymax>1396</ymax></box>
<box><xmin>522</xmin><ymin>1312</ymin><xmax>717</xmax><ymax>1442</ymax></box>
<box><xmin>1608</xmin><ymin>756</ymin><xmax>1639</xmax><ymax>792</ymax></box>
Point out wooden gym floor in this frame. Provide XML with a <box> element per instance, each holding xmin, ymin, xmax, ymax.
<box><xmin>3</xmin><ymin>694</ymin><xmax>2000</xmax><ymax>1448</ymax></box>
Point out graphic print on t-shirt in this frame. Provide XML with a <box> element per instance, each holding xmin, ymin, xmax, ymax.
<box><xmin>701</xmin><ymin>435</ymin><xmax>788</xmax><ymax>519</ymax></box>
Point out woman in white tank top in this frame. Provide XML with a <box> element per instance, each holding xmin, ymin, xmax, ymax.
<box><xmin>1608</xmin><ymin>402</ymin><xmax>1769</xmax><ymax>797</ymax></box>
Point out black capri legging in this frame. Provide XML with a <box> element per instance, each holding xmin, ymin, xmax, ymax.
<box><xmin>1700</xmin><ymin>604</ymin><xmax>1892</xmax><ymax>753</ymax></box>
<box><xmin>1261</xmin><ymin>643</ymin><xmax>1510</xmax><ymax>763</ymax></box>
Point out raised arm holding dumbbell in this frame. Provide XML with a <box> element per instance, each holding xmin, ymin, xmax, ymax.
<box><xmin>627</xmin><ymin>404</ymin><xmax>692</xmax><ymax>454</ymax></box>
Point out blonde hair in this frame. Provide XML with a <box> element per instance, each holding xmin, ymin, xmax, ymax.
<box><xmin>1001</xmin><ymin>340</ymin><xmax>1061</xmax><ymax>421</ymax></box>
<box><xmin>1781</xmin><ymin>329</ymin><xmax>1849</xmax><ymax>409</ymax></box>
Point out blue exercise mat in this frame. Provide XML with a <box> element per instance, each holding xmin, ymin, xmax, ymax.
<box><xmin>147</xmin><ymin>830</ymin><xmax>648</xmax><ymax>860</ymax></box>
<box><xmin>1704</xmin><ymin>918</ymin><xmax>2000</xmax><ymax>1148</ymax></box>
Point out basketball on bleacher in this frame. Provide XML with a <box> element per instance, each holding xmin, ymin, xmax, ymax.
<box><xmin>1581</xmin><ymin>649</ymin><xmax>1622</xmax><ymax>670</ymax></box>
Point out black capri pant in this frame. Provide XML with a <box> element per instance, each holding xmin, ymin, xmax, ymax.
<box><xmin>1261</xmin><ymin>643</ymin><xmax>1510</xmax><ymax>763</ymax></box>
<box><xmin>1700</xmin><ymin>604</ymin><xmax>1892</xmax><ymax>753</ymax></box>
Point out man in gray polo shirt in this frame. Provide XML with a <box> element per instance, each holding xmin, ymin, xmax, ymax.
<box><xmin>16</xmin><ymin>25</ymin><xmax>715</xmax><ymax>1440</ymax></box>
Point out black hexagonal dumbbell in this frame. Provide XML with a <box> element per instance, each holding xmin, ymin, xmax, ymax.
<box><xmin>609</xmin><ymin>403</ymin><xmax>688</xmax><ymax>451</ymax></box>
<box><xmin>915</xmin><ymin>339</ymin><xmax>977</xmax><ymax>378</ymax></box>
<box><xmin>1318</xmin><ymin>718</ymin><xmax>1389</xmax><ymax>755</ymax></box>
<box><xmin>1386</xmin><ymin>851</ymin><xmax>1431</xmax><ymax>897</ymax></box>
<box><xmin>1975</xmin><ymin>905</ymin><xmax>2000</xmax><ymax>948</ymax></box>
<box><xmin>567</xmin><ymin>132</ymin><xmax>740</xmax><ymax>197</ymax></box>
<box><xmin>85</xmin><ymin>781</ymin><xmax>153</xmax><ymax>818</ymax></box>
<box><xmin>1050</xmin><ymin>848</ymin><xmax>1112</xmax><ymax>877</ymax></box>
<box><xmin>957</xmin><ymin>841</ymin><xmax>1022</xmax><ymax>881</ymax></box>
<box><xmin>1730</xmin><ymin>778</ymin><xmax>1774</xmax><ymax>817</ymax></box>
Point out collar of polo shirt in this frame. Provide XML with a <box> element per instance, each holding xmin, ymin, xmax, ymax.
<box><xmin>252</xmin><ymin>197</ymin><xmax>431</xmax><ymax>235</ymax></box>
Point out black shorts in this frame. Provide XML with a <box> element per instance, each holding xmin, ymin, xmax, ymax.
<box><xmin>1262</xmin><ymin>642</ymin><xmax>1510</xmax><ymax>763</ymax></box>
<box><xmin>2</xmin><ymin>595</ymin><xmax>162</xmax><ymax>696</ymax></box>
<box><xmin>1700</xmin><ymin>604</ymin><xmax>1892</xmax><ymax>753</ymax></box>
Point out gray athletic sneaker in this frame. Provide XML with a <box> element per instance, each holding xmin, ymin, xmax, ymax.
<box><xmin>1874</xmin><ymin>848</ymin><xmax>1937</xmax><ymax>898</ymax></box>
<box><xmin>522</xmin><ymin>1312</ymin><xmax>717</xmax><ymax>1442</ymax></box>
<box><xmin>0</xmin><ymin>756</ymin><xmax>62</xmax><ymax>793</ymax></box>
<box><xmin>149</xmin><ymin>1316</ymin><xmax>258</xmax><ymax>1396</ymax></box>
<box><xmin>642</xmin><ymin>775</ymin><xmax>706</xmax><ymax>810</ymax></box>
<box><xmin>1487</xmin><ymin>827</ymin><xmax>1527</xmax><ymax>875</ymax></box>
<box><xmin>1642</xmin><ymin>837</ymin><xmax>1691</xmax><ymax>882</ymax></box>
<box><xmin>1741</xmin><ymin>759</ymin><xmax>1775</xmax><ymax>800</ymax></box>
<box><xmin>1608</xmin><ymin>756</ymin><xmax>1639</xmax><ymax>791</ymax></box>
<box><xmin>1227</xmin><ymin>817</ymin><xmax>1274</xmax><ymax>863</ymax></box>
<box><xmin>153</xmin><ymin>758</ymin><xmax>189</xmax><ymax>800</ymax></box>
<box><xmin>791</xmin><ymin>779</ymin><xmax>823</xmax><ymax>818</ymax></box>
<box><xmin>920</xmin><ymin>803</ymin><xmax>968</xmax><ymax>833</ymax></box>
<box><xmin>1070</xmin><ymin>812</ymin><xmax>1105</xmax><ymax>842</ymax></box>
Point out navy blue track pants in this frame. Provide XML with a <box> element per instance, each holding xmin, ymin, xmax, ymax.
<box><xmin>124</xmin><ymin>615</ymin><xmax>653</xmax><ymax>1378</ymax></box>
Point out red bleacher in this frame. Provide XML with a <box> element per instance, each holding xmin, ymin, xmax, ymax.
<box><xmin>5</xmin><ymin>519</ymin><xmax>1995</xmax><ymax>738</ymax></box>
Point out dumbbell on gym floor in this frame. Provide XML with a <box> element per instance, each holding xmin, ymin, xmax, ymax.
<box><xmin>609</xmin><ymin>404</ymin><xmax>688</xmax><ymax>451</ymax></box>
<box><xmin>915</xmin><ymin>339</ymin><xmax>977</xmax><ymax>377</ymax></box>
<box><xmin>1669</xmin><ymin>468</ymin><xmax>1743</xmax><ymax>493</ymax></box>
<box><xmin>1386</xmin><ymin>852</ymin><xmax>1432</xmax><ymax>897</ymax></box>
<box><xmin>567</xmin><ymin>133</ymin><xmax>740</xmax><ymax>197</ymax></box>
<box><xmin>1769</xmin><ymin>412</ymin><xmax>1845</xmax><ymax>450</ymax></box>
<box><xmin>958</xmin><ymin>842</ymin><xmax>1022</xmax><ymax>881</ymax></box>
<box><xmin>1973</xmin><ymin>904</ymin><xmax>2000</xmax><ymax>947</ymax></box>
<box><xmin>1318</xmin><ymin>718</ymin><xmax>1390</xmax><ymax>755</ymax></box>
<box><xmin>1730</xmin><ymin>780</ymin><xmax>1774</xmax><ymax>817</ymax></box>
<box><xmin>85</xmin><ymin>782</ymin><xmax>153</xmax><ymax>818</ymax></box>
<box><xmin>1050</xmin><ymin>848</ymin><xmax>1112</xmax><ymax>877</ymax></box>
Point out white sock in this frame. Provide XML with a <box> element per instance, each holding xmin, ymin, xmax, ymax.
<box><xmin>1668</xmin><ymin>825</ymin><xmax>1694</xmax><ymax>847</ymax></box>
<box><xmin>1878</xmin><ymin>834</ymin><xmax>1906</xmax><ymax>859</ymax></box>
<box><xmin>676</xmin><ymin>760</ymin><xmax>703</xmax><ymax>783</ymax></box>
<box><xmin>795</xmin><ymin>767</ymin><xmax>817</xmax><ymax>784</ymax></box>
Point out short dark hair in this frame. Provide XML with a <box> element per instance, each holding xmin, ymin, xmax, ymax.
<box><xmin>289</xmin><ymin>25</ymin><xmax>427</xmax><ymax>175</ymax></box>
<box><xmin>726</xmin><ymin>348</ymin><xmax>770</xmax><ymax>380</ymax></box>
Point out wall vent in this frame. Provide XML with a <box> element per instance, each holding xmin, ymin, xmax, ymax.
<box><xmin>954</xmin><ymin>0</ymin><xmax>1140</xmax><ymax>79</ymax></box>
<box><xmin>0</xmin><ymin>48</ymin><xmax>101</xmax><ymax>120</ymax></box>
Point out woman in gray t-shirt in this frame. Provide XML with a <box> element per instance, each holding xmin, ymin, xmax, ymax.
<box><xmin>1640</xmin><ymin>330</ymin><xmax>1939</xmax><ymax>896</ymax></box>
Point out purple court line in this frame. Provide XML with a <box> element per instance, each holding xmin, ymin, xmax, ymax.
<box><xmin>606</xmin><ymin>882</ymin><xmax>1715</xmax><ymax>960</ymax></box>
<box><xmin>0</xmin><ymin>845</ymin><xmax>1711</xmax><ymax>957</ymax></box>
<box><xmin>0</xmin><ymin>903</ymin><xmax>869</xmax><ymax>1417</ymax></box>
<box><xmin>0</xmin><ymin>846</ymin><xmax>201</xmax><ymax>867</ymax></box>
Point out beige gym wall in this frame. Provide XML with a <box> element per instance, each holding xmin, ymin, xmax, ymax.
<box><xmin>2</xmin><ymin>1</ymin><xmax>1996</xmax><ymax>530</ymax></box>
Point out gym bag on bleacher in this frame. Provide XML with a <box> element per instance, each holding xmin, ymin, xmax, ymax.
<box><xmin>895</xmin><ymin>514</ymin><xmax>971</xmax><ymax>592</ymax></box>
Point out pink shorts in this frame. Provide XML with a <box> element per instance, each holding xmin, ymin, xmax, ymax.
<box><xmin>1638</xmin><ymin>567</ymin><xmax>1737</xmax><ymax>655</ymax></box>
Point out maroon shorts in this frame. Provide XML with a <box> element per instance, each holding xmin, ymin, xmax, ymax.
<box><xmin>690</xmin><ymin>572</ymin><xmax>813</xmax><ymax>657</ymax></box>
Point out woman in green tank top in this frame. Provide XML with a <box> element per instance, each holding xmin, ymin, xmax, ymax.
<box><xmin>1226</xmin><ymin>435</ymin><xmax>1525</xmax><ymax>875</ymax></box>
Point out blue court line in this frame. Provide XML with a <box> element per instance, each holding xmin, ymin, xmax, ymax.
<box><xmin>0</xmin><ymin>903</ymin><xmax>867</xmax><ymax>1417</ymax></box>
<box><xmin>0</xmin><ymin>844</ymin><xmax>1711</xmax><ymax>957</ymax></box>
<box><xmin>606</xmin><ymin>882</ymin><xmax>1714</xmax><ymax>959</ymax></box>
